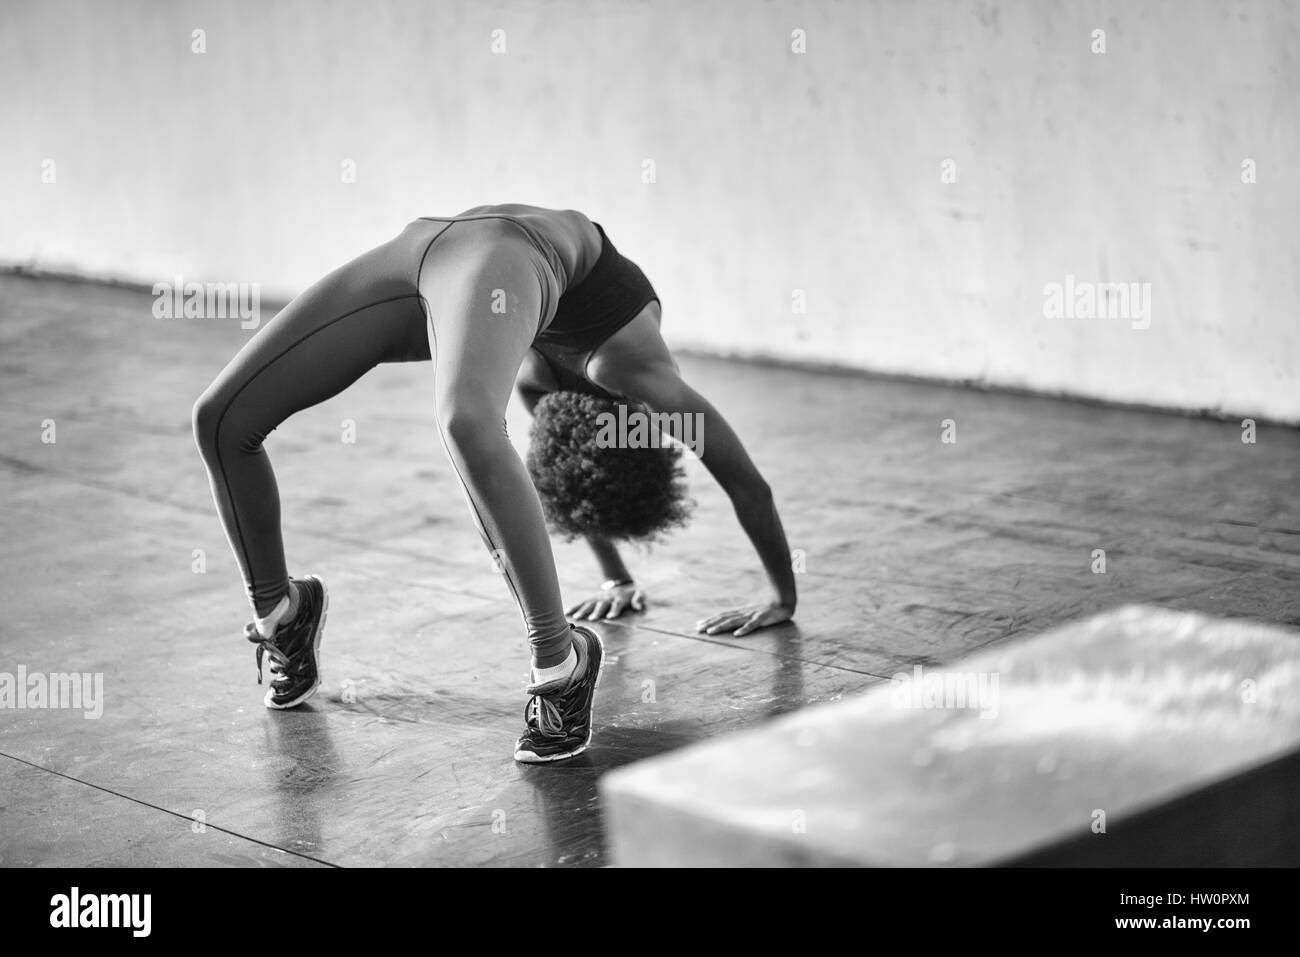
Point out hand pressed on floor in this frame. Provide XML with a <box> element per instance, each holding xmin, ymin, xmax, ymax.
<box><xmin>566</xmin><ymin>582</ymin><xmax>646</xmax><ymax>621</ymax></box>
<box><xmin>696</xmin><ymin>601</ymin><xmax>794</xmax><ymax>637</ymax></box>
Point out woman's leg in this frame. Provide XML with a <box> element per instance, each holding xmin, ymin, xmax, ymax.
<box><xmin>422</xmin><ymin>222</ymin><xmax>604</xmax><ymax>762</ymax></box>
<box><xmin>418</xmin><ymin>221</ymin><xmax>574</xmax><ymax>669</ymax></box>
<box><xmin>192</xmin><ymin>238</ymin><xmax>428</xmax><ymax>619</ymax></box>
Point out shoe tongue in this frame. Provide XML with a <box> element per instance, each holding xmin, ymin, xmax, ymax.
<box><xmin>528</xmin><ymin>636</ymin><xmax>587</xmax><ymax>695</ymax></box>
<box><xmin>526</xmin><ymin>675</ymin><xmax>570</xmax><ymax>696</ymax></box>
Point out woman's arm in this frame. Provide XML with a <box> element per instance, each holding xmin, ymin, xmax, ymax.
<box><xmin>583</xmin><ymin>534</ymin><xmax>633</xmax><ymax>585</ymax></box>
<box><xmin>619</xmin><ymin>365</ymin><xmax>798</xmax><ymax>634</ymax></box>
<box><xmin>517</xmin><ymin>378</ymin><xmax>645</xmax><ymax>620</ymax></box>
<box><xmin>565</xmin><ymin>534</ymin><xmax>647</xmax><ymax>621</ymax></box>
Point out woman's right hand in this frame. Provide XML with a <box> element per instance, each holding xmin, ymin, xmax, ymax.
<box><xmin>566</xmin><ymin>583</ymin><xmax>646</xmax><ymax>621</ymax></box>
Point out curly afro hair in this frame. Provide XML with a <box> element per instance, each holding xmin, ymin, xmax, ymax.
<box><xmin>527</xmin><ymin>391</ymin><xmax>693</xmax><ymax>543</ymax></box>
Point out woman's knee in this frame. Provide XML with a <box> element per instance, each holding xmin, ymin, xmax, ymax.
<box><xmin>193</xmin><ymin>383</ymin><xmax>266</xmax><ymax>459</ymax></box>
<box><xmin>439</xmin><ymin>406</ymin><xmax>503</xmax><ymax>448</ymax></box>
<box><xmin>191</xmin><ymin>385</ymin><xmax>224</xmax><ymax>456</ymax></box>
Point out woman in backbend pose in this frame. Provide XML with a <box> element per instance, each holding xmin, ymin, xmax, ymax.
<box><xmin>192</xmin><ymin>204</ymin><xmax>798</xmax><ymax>763</ymax></box>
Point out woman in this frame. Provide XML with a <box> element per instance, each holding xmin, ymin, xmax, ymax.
<box><xmin>192</xmin><ymin>203</ymin><xmax>797</xmax><ymax>763</ymax></box>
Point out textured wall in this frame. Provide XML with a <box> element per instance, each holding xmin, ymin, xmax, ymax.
<box><xmin>2</xmin><ymin>0</ymin><xmax>1297</xmax><ymax>420</ymax></box>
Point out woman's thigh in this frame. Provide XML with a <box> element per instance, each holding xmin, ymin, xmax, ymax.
<box><xmin>420</xmin><ymin>220</ymin><xmax>558</xmax><ymax>419</ymax></box>
<box><xmin>197</xmin><ymin>229</ymin><xmax>432</xmax><ymax>437</ymax></box>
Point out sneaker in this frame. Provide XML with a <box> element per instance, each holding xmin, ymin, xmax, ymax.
<box><xmin>244</xmin><ymin>575</ymin><xmax>328</xmax><ymax>709</ymax></box>
<box><xmin>514</xmin><ymin>624</ymin><xmax>604</xmax><ymax>763</ymax></box>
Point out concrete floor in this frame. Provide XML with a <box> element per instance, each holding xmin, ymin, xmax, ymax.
<box><xmin>1</xmin><ymin>273</ymin><xmax>1297</xmax><ymax>867</ymax></box>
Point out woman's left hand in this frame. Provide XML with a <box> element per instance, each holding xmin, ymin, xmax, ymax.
<box><xmin>567</xmin><ymin>582</ymin><xmax>645</xmax><ymax>621</ymax></box>
<box><xmin>695</xmin><ymin>602</ymin><xmax>794</xmax><ymax>637</ymax></box>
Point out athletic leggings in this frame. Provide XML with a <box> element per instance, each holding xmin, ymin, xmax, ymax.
<box><xmin>192</xmin><ymin>216</ymin><xmax>573</xmax><ymax>666</ymax></box>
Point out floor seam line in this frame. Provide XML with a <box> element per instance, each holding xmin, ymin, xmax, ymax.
<box><xmin>612</xmin><ymin>622</ymin><xmax>894</xmax><ymax>679</ymax></box>
<box><xmin>0</xmin><ymin>750</ymin><xmax>342</xmax><ymax>868</ymax></box>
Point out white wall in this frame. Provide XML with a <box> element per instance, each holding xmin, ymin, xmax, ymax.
<box><xmin>3</xmin><ymin>0</ymin><xmax>1297</xmax><ymax>421</ymax></box>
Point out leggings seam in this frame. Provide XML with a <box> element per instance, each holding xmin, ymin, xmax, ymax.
<box><xmin>415</xmin><ymin>220</ymin><xmax>458</xmax><ymax>298</ymax></box>
<box><xmin>213</xmin><ymin>293</ymin><xmax>422</xmax><ymax>608</ymax></box>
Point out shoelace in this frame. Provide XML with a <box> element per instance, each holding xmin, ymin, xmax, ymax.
<box><xmin>244</xmin><ymin>622</ymin><xmax>290</xmax><ymax>685</ymax></box>
<box><xmin>522</xmin><ymin>634</ymin><xmax>591</xmax><ymax>739</ymax></box>
<box><xmin>523</xmin><ymin>694</ymin><xmax>566</xmax><ymax>739</ymax></box>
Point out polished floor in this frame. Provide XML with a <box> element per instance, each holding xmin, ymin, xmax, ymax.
<box><xmin>1</xmin><ymin>273</ymin><xmax>1297</xmax><ymax>867</ymax></box>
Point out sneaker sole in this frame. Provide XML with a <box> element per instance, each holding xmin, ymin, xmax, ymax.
<box><xmin>513</xmin><ymin>627</ymin><xmax>604</xmax><ymax>764</ymax></box>
<box><xmin>264</xmin><ymin>575</ymin><xmax>327</xmax><ymax>710</ymax></box>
